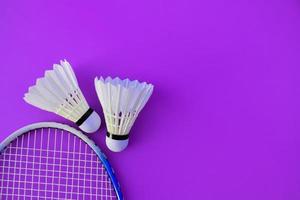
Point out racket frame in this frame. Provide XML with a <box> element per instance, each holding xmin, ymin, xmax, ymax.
<box><xmin>0</xmin><ymin>122</ymin><xmax>123</xmax><ymax>200</ymax></box>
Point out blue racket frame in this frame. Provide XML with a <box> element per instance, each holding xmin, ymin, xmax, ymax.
<box><xmin>0</xmin><ymin>122</ymin><xmax>123</xmax><ymax>200</ymax></box>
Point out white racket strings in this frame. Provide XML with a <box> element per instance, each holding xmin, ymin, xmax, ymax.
<box><xmin>0</xmin><ymin>128</ymin><xmax>117</xmax><ymax>200</ymax></box>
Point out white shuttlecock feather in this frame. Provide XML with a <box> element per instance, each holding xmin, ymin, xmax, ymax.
<box><xmin>24</xmin><ymin>60</ymin><xmax>101</xmax><ymax>133</ymax></box>
<box><xmin>95</xmin><ymin>76</ymin><xmax>154</xmax><ymax>152</ymax></box>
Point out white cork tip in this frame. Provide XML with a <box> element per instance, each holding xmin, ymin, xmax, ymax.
<box><xmin>79</xmin><ymin>111</ymin><xmax>101</xmax><ymax>133</ymax></box>
<box><xmin>106</xmin><ymin>136</ymin><xmax>129</xmax><ymax>152</ymax></box>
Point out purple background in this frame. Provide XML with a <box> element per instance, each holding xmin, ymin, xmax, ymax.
<box><xmin>0</xmin><ymin>0</ymin><xmax>299</xmax><ymax>199</ymax></box>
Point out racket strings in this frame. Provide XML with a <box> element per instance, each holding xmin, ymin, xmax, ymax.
<box><xmin>0</xmin><ymin>128</ymin><xmax>117</xmax><ymax>200</ymax></box>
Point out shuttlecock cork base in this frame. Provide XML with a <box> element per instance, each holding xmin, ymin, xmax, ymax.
<box><xmin>106</xmin><ymin>132</ymin><xmax>129</xmax><ymax>152</ymax></box>
<box><xmin>76</xmin><ymin>108</ymin><xmax>101</xmax><ymax>133</ymax></box>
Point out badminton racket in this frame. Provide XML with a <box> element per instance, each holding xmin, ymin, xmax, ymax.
<box><xmin>0</xmin><ymin>122</ymin><xmax>123</xmax><ymax>200</ymax></box>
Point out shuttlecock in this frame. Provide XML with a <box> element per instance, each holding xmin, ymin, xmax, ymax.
<box><xmin>95</xmin><ymin>76</ymin><xmax>154</xmax><ymax>152</ymax></box>
<box><xmin>24</xmin><ymin>60</ymin><xmax>101</xmax><ymax>133</ymax></box>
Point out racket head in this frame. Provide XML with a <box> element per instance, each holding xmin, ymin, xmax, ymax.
<box><xmin>0</xmin><ymin>122</ymin><xmax>123</xmax><ymax>200</ymax></box>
